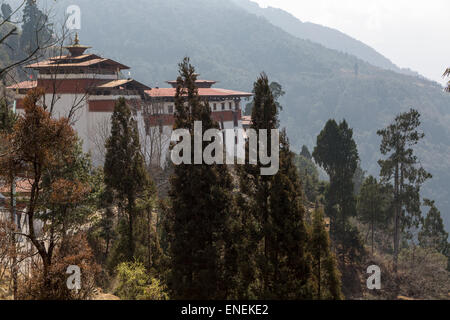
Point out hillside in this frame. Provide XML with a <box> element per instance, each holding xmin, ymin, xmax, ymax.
<box><xmin>232</xmin><ymin>0</ymin><xmax>420</xmax><ymax>78</ymax></box>
<box><xmin>42</xmin><ymin>0</ymin><xmax>450</xmax><ymax>229</ymax></box>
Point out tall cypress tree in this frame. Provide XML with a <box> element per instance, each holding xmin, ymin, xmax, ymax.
<box><xmin>104</xmin><ymin>97</ymin><xmax>151</xmax><ymax>262</ymax></box>
<box><xmin>309</xmin><ymin>205</ymin><xmax>343</xmax><ymax>300</ymax></box>
<box><xmin>268</xmin><ymin>129</ymin><xmax>313</xmax><ymax>299</ymax></box>
<box><xmin>234</xmin><ymin>74</ymin><xmax>314</xmax><ymax>299</ymax></box>
<box><xmin>312</xmin><ymin>119</ymin><xmax>360</xmax><ymax>256</ymax></box>
<box><xmin>167</xmin><ymin>57</ymin><xmax>234</xmax><ymax>300</ymax></box>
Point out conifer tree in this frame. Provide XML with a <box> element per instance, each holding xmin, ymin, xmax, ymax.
<box><xmin>309</xmin><ymin>206</ymin><xmax>342</xmax><ymax>300</ymax></box>
<box><xmin>167</xmin><ymin>58</ymin><xmax>234</xmax><ymax>299</ymax></box>
<box><xmin>0</xmin><ymin>98</ymin><xmax>16</xmax><ymax>133</ymax></box>
<box><xmin>300</xmin><ymin>145</ymin><xmax>312</xmax><ymax>160</ymax></box>
<box><xmin>234</xmin><ymin>73</ymin><xmax>279</xmax><ymax>298</ymax></box>
<box><xmin>20</xmin><ymin>0</ymin><xmax>52</xmax><ymax>55</ymax></box>
<box><xmin>234</xmin><ymin>75</ymin><xmax>314</xmax><ymax>299</ymax></box>
<box><xmin>377</xmin><ymin>109</ymin><xmax>431</xmax><ymax>273</ymax></box>
<box><xmin>357</xmin><ymin>176</ymin><xmax>392</xmax><ymax>254</ymax></box>
<box><xmin>268</xmin><ymin>130</ymin><xmax>313</xmax><ymax>299</ymax></box>
<box><xmin>418</xmin><ymin>200</ymin><xmax>449</xmax><ymax>255</ymax></box>
<box><xmin>312</xmin><ymin>119</ymin><xmax>360</xmax><ymax>256</ymax></box>
<box><xmin>104</xmin><ymin>97</ymin><xmax>151</xmax><ymax>262</ymax></box>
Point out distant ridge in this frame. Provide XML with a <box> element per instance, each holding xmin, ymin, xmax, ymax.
<box><xmin>232</xmin><ymin>0</ymin><xmax>421</xmax><ymax>78</ymax></box>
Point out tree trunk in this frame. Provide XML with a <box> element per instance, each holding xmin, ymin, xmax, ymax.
<box><xmin>393</xmin><ymin>163</ymin><xmax>400</xmax><ymax>274</ymax></box>
<box><xmin>10</xmin><ymin>179</ymin><xmax>17</xmax><ymax>300</ymax></box>
<box><xmin>147</xmin><ymin>208</ymin><xmax>152</xmax><ymax>269</ymax></box>
<box><xmin>128</xmin><ymin>195</ymin><xmax>135</xmax><ymax>260</ymax></box>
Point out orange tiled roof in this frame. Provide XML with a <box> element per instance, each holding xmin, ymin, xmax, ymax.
<box><xmin>26</xmin><ymin>57</ymin><xmax>129</xmax><ymax>69</ymax></box>
<box><xmin>96</xmin><ymin>79</ymin><xmax>150</xmax><ymax>90</ymax></box>
<box><xmin>7</xmin><ymin>81</ymin><xmax>37</xmax><ymax>90</ymax></box>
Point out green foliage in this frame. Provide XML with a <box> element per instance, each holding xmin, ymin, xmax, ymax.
<box><xmin>231</xmin><ymin>75</ymin><xmax>314</xmax><ymax>299</ymax></box>
<box><xmin>357</xmin><ymin>176</ymin><xmax>393</xmax><ymax>253</ymax></box>
<box><xmin>313</xmin><ymin>119</ymin><xmax>359</xmax><ymax>251</ymax></box>
<box><xmin>0</xmin><ymin>98</ymin><xmax>16</xmax><ymax>133</ymax></box>
<box><xmin>300</xmin><ymin>145</ymin><xmax>312</xmax><ymax>160</ymax></box>
<box><xmin>115</xmin><ymin>261</ymin><xmax>168</xmax><ymax>300</ymax></box>
<box><xmin>266</xmin><ymin>131</ymin><xmax>314</xmax><ymax>299</ymax></box>
<box><xmin>377</xmin><ymin>109</ymin><xmax>432</xmax><ymax>271</ymax></box>
<box><xmin>419</xmin><ymin>200</ymin><xmax>449</xmax><ymax>254</ymax></box>
<box><xmin>104</xmin><ymin>97</ymin><xmax>153</xmax><ymax>262</ymax></box>
<box><xmin>47</xmin><ymin>0</ymin><xmax>450</xmax><ymax>231</ymax></box>
<box><xmin>245</xmin><ymin>81</ymin><xmax>284</xmax><ymax>116</ymax></box>
<box><xmin>20</xmin><ymin>0</ymin><xmax>52</xmax><ymax>55</ymax></box>
<box><xmin>167</xmin><ymin>58</ymin><xmax>234</xmax><ymax>300</ymax></box>
<box><xmin>309</xmin><ymin>206</ymin><xmax>343</xmax><ymax>300</ymax></box>
<box><xmin>39</xmin><ymin>140</ymin><xmax>94</xmax><ymax>232</ymax></box>
<box><xmin>294</xmin><ymin>153</ymin><xmax>320</xmax><ymax>203</ymax></box>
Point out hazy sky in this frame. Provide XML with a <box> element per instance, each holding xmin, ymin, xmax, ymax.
<box><xmin>252</xmin><ymin>0</ymin><xmax>450</xmax><ymax>85</ymax></box>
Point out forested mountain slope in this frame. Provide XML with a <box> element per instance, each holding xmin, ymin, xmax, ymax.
<box><xmin>232</xmin><ymin>0</ymin><xmax>421</xmax><ymax>77</ymax></box>
<box><xmin>44</xmin><ymin>0</ymin><xmax>450</xmax><ymax>229</ymax></box>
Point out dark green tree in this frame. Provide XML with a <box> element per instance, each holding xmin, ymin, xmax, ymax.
<box><xmin>418</xmin><ymin>199</ymin><xmax>449</xmax><ymax>255</ymax></box>
<box><xmin>300</xmin><ymin>145</ymin><xmax>312</xmax><ymax>160</ymax></box>
<box><xmin>233</xmin><ymin>74</ymin><xmax>314</xmax><ymax>299</ymax></box>
<box><xmin>294</xmin><ymin>152</ymin><xmax>320</xmax><ymax>203</ymax></box>
<box><xmin>104</xmin><ymin>97</ymin><xmax>152</xmax><ymax>262</ymax></box>
<box><xmin>357</xmin><ymin>176</ymin><xmax>392</xmax><ymax>254</ymax></box>
<box><xmin>19</xmin><ymin>0</ymin><xmax>52</xmax><ymax>56</ymax></box>
<box><xmin>167</xmin><ymin>57</ymin><xmax>234</xmax><ymax>300</ymax></box>
<box><xmin>244</xmin><ymin>81</ymin><xmax>284</xmax><ymax>116</ymax></box>
<box><xmin>235</xmin><ymin>73</ymin><xmax>279</xmax><ymax>299</ymax></box>
<box><xmin>377</xmin><ymin>108</ymin><xmax>431</xmax><ymax>273</ymax></box>
<box><xmin>312</xmin><ymin>119</ymin><xmax>359</xmax><ymax>256</ymax></box>
<box><xmin>0</xmin><ymin>98</ymin><xmax>16</xmax><ymax>133</ymax></box>
<box><xmin>309</xmin><ymin>205</ymin><xmax>342</xmax><ymax>300</ymax></box>
<box><xmin>267</xmin><ymin>130</ymin><xmax>313</xmax><ymax>299</ymax></box>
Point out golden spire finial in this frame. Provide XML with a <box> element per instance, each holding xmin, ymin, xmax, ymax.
<box><xmin>74</xmin><ymin>33</ymin><xmax>80</xmax><ymax>46</ymax></box>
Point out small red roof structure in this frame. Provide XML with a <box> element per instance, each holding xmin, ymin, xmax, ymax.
<box><xmin>166</xmin><ymin>79</ymin><xmax>217</xmax><ymax>88</ymax></box>
<box><xmin>145</xmin><ymin>87</ymin><xmax>252</xmax><ymax>98</ymax></box>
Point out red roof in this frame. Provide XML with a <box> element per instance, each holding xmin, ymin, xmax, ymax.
<box><xmin>7</xmin><ymin>81</ymin><xmax>37</xmax><ymax>90</ymax></box>
<box><xmin>145</xmin><ymin>87</ymin><xmax>252</xmax><ymax>98</ymax></box>
<box><xmin>96</xmin><ymin>79</ymin><xmax>150</xmax><ymax>90</ymax></box>
<box><xmin>26</xmin><ymin>58</ymin><xmax>129</xmax><ymax>70</ymax></box>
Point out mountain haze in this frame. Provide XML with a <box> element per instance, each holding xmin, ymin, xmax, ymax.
<box><xmin>32</xmin><ymin>0</ymin><xmax>450</xmax><ymax>229</ymax></box>
<box><xmin>232</xmin><ymin>0</ymin><xmax>421</xmax><ymax>78</ymax></box>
